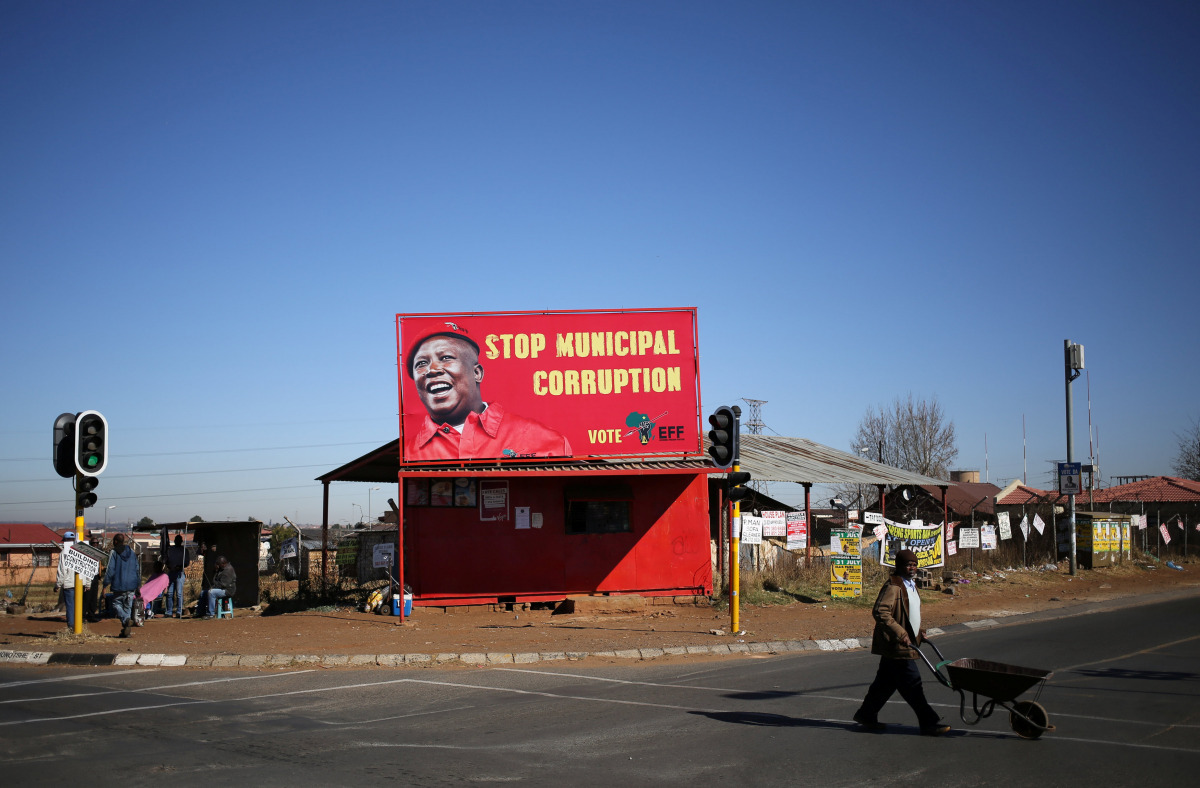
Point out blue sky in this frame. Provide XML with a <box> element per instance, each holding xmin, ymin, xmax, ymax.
<box><xmin>2</xmin><ymin>1</ymin><xmax>1197</xmax><ymax>526</ymax></box>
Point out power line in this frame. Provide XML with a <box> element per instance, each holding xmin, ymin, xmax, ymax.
<box><xmin>0</xmin><ymin>440</ymin><xmax>382</xmax><ymax>462</ymax></box>
<box><xmin>0</xmin><ymin>463</ymin><xmax>336</xmax><ymax>484</ymax></box>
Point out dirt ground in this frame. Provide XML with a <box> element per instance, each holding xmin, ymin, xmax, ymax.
<box><xmin>3</xmin><ymin>562</ymin><xmax>1196</xmax><ymax>660</ymax></box>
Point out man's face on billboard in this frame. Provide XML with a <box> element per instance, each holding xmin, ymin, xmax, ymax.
<box><xmin>412</xmin><ymin>336</ymin><xmax>485</xmax><ymax>425</ymax></box>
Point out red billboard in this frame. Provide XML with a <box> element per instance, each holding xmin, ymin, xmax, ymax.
<box><xmin>396</xmin><ymin>308</ymin><xmax>700</xmax><ymax>464</ymax></box>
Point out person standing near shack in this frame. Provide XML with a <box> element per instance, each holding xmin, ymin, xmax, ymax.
<box><xmin>165</xmin><ymin>535</ymin><xmax>191</xmax><ymax>618</ymax></box>
<box><xmin>852</xmin><ymin>549</ymin><xmax>951</xmax><ymax>736</ymax></box>
<box><xmin>102</xmin><ymin>533</ymin><xmax>141</xmax><ymax>638</ymax></box>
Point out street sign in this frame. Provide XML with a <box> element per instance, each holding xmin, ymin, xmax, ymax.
<box><xmin>72</xmin><ymin>541</ymin><xmax>108</xmax><ymax>563</ymax></box>
<box><xmin>863</xmin><ymin>511</ymin><xmax>884</xmax><ymax>526</ymax></box>
<box><xmin>1058</xmin><ymin>462</ymin><xmax>1083</xmax><ymax>495</ymax></box>
<box><xmin>59</xmin><ymin>547</ymin><xmax>100</xmax><ymax>583</ymax></box>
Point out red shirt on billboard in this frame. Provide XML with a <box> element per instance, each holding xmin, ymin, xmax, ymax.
<box><xmin>404</xmin><ymin>328</ymin><xmax>572</xmax><ymax>460</ymax></box>
<box><xmin>408</xmin><ymin>402</ymin><xmax>572</xmax><ymax>460</ymax></box>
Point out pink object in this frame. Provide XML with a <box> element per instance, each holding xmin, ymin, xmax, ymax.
<box><xmin>140</xmin><ymin>572</ymin><xmax>170</xmax><ymax>601</ymax></box>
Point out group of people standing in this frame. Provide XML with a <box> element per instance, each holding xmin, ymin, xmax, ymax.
<box><xmin>57</xmin><ymin>533</ymin><xmax>237</xmax><ymax>637</ymax></box>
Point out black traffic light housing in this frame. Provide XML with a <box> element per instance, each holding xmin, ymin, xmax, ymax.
<box><xmin>727</xmin><ymin>470</ymin><xmax>752</xmax><ymax>502</ymax></box>
<box><xmin>53</xmin><ymin>413</ymin><xmax>77</xmax><ymax>479</ymax></box>
<box><xmin>707</xmin><ymin>405</ymin><xmax>740</xmax><ymax>468</ymax></box>
<box><xmin>74</xmin><ymin>410</ymin><xmax>108</xmax><ymax>476</ymax></box>
<box><xmin>75</xmin><ymin>474</ymin><xmax>99</xmax><ymax>510</ymax></box>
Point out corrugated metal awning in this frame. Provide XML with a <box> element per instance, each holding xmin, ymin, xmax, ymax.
<box><xmin>318</xmin><ymin>435</ymin><xmax>948</xmax><ymax>487</ymax></box>
<box><xmin>733</xmin><ymin>434</ymin><xmax>950</xmax><ymax>487</ymax></box>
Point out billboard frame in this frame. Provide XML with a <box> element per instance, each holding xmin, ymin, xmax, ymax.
<box><xmin>396</xmin><ymin>307</ymin><xmax>702</xmax><ymax>467</ymax></box>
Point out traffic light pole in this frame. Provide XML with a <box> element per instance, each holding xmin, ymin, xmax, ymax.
<box><xmin>730</xmin><ymin>461</ymin><xmax>741</xmax><ymax>635</ymax></box>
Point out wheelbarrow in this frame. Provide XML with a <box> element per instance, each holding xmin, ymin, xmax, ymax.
<box><xmin>916</xmin><ymin>639</ymin><xmax>1056</xmax><ymax>739</ymax></box>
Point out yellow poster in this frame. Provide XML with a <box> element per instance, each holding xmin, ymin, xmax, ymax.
<box><xmin>831</xmin><ymin>557</ymin><xmax>862</xmax><ymax>598</ymax></box>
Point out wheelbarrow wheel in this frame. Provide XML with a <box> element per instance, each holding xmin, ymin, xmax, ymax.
<box><xmin>1010</xmin><ymin>701</ymin><xmax>1049</xmax><ymax>739</ymax></box>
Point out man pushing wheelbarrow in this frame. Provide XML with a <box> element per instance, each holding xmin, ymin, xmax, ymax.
<box><xmin>853</xmin><ymin>549</ymin><xmax>952</xmax><ymax>736</ymax></box>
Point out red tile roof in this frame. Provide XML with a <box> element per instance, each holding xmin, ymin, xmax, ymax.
<box><xmin>0</xmin><ymin>523</ymin><xmax>63</xmax><ymax>546</ymax></box>
<box><xmin>996</xmin><ymin>484</ymin><xmax>1061</xmax><ymax>506</ymax></box>
<box><xmin>1089</xmin><ymin>476</ymin><xmax>1200</xmax><ymax>504</ymax></box>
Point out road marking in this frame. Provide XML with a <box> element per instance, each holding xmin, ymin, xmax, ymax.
<box><xmin>0</xmin><ymin>669</ymin><xmax>317</xmax><ymax>706</ymax></box>
<box><xmin>315</xmin><ymin>705</ymin><xmax>477</xmax><ymax>726</ymax></box>
<box><xmin>0</xmin><ymin>668</ymin><xmax>159</xmax><ymax>690</ymax></box>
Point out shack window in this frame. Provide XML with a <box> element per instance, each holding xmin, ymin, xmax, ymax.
<box><xmin>564</xmin><ymin>483</ymin><xmax>633</xmax><ymax>535</ymax></box>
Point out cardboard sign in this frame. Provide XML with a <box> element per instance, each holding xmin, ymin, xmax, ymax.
<box><xmin>957</xmin><ymin>528</ymin><xmax>980</xmax><ymax>549</ymax></box>
<box><xmin>59</xmin><ymin>547</ymin><xmax>99</xmax><ymax>583</ymax></box>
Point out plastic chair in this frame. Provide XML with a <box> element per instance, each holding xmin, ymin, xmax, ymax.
<box><xmin>216</xmin><ymin>597</ymin><xmax>233</xmax><ymax>619</ymax></box>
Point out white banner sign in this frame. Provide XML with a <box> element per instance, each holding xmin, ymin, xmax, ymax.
<box><xmin>740</xmin><ymin>515</ymin><xmax>763</xmax><ymax>545</ymax></box>
<box><xmin>1032</xmin><ymin>513</ymin><xmax>1046</xmax><ymax>535</ymax></box>
<box><xmin>957</xmin><ymin>528</ymin><xmax>980</xmax><ymax>549</ymax></box>
<box><xmin>1159</xmin><ymin>523</ymin><xmax>1171</xmax><ymax>544</ymax></box>
<box><xmin>981</xmin><ymin>525</ymin><xmax>998</xmax><ymax>550</ymax></box>
<box><xmin>785</xmin><ymin>511</ymin><xmax>807</xmax><ymax>550</ymax></box>
<box><xmin>761</xmin><ymin>510</ymin><xmax>787</xmax><ymax>537</ymax></box>
<box><xmin>372</xmin><ymin>542</ymin><xmax>395</xmax><ymax>569</ymax></box>
<box><xmin>1019</xmin><ymin>515</ymin><xmax>1031</xmax><ymax>540</ymax></box>
<box><xmin>863</xmin><ymin>511</ymin><xmax>884</xmax><ymax>526</ymax></box>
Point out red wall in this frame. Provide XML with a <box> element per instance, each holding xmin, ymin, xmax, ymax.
<box><xmin>403</xmin><ymin>473</ymin><xmax>711</xmax><ymax>604</ymax></box>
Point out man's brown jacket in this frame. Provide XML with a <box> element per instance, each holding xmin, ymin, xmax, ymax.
<box><xmin>869</xmin><ymin>574</ymin><xmax>925</xmax><ymax>659</ymax></box>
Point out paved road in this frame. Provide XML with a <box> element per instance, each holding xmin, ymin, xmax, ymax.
<box><xmin>2</xmin><ymin>595</ymin><xmax>1197</xmax><ymax>787</ymax></box>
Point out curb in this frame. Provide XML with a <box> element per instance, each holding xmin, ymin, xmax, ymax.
<box><xmin>0</xmin><ymin>636</ymin><xmax>874</xmax><ymax>669</ymax></box>
<box><xmin>4</xmin><ymin>595</ymin><xmax>1171</xmax><ymax>669</ymax></box>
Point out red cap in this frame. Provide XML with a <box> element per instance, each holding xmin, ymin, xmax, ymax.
<box><xmin>403</xmin><ymin>321</ymin><xmax>480</xmax><ymax>378</ymax></box>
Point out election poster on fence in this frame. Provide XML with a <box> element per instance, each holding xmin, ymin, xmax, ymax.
<box><xmin>830</xmin><ymin>557</ymin><xmax>862</xmax><ymax>599</ymax></box>
<box><xmin>879</xmin><ymin>520</ymin><xmax>945</xmax><ymax>569</ymax></box>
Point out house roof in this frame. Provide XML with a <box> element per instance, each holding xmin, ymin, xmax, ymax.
<box><xmin>1087</xmin><ymin>476</ymin><xmax>1200</xmax><ymax>504</ymax></box>
<box><xmin>995</xmin><ymin>482</ymin><xmax>1060</xmax><ymax>506</ymax></box>
<box><xmin>994</xmin><ymin>476</ymin><xmax>1200</xmax><ymax>506</ymax></box>
<box><xmin>0</xmin><ymin>523</ymin><xmax>63</xmax><ymax>547</ymax></box>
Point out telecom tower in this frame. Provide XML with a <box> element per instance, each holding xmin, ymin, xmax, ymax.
<box><xmin>741</xmin><ymin>399</ymin><xmax>767</xmax><ymax>496</ymax></box>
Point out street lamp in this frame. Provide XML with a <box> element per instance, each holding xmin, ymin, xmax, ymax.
<box><xmin>352</xmin><ymin>503</ymin><xmax>364</xmax><ymax>526</ymax></box>
<box><xmin>368</xmin><ymin>486</ymin><xmax>381</xmax><ymax>525</ymax></box>
<box><xmin>105</xmin><ymin>505</ymin><xmax>116</xmax><ymax>528</ymax></box>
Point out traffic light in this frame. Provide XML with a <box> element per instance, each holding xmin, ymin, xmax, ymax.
<box><xmin>727</xmin><ymin>470</ymin><xmax>752</xmax><ymax>502</ymax></box>
<box><xmin>707</xmin><ymin>405</ymin><xmax>739</xmax><ymax>468</ymax></box>
<box><xmin>74</xmin><ymin>410</ymin><xmax>108</xmax><ymax>476</ymax></box>
<box><xmin>53</xmin><ymin>413</ymin><xmax>77</xmax><ymax>479</ymax></box>
<box><xmin>75</xmin><ymin>474</ymin><xmax>99</xmax><ymax>510</ymax></box>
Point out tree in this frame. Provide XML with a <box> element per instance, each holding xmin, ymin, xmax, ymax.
<box><xmin>189</xmin><ymin>515</ymin><xmax>205</xmax><ymax>523</ymax></box>
<box><xmin>137</xmin><ymin>516</ymin><xmax>155</xmax><ymax>529</ymax></box>
<box><xmin>834</xmin><ymin>395</ymin><xmax>958</xmax><ymax>517</ymax></box>
<box><xmin>1173</xmin><ymin>418</ymin><xmax>1200</xmax><ymax>481</ymax></box>
<box><xmin>853</xmin><ymin>393</ymin><xmax>959</xmax><ymax>479</ymax></box>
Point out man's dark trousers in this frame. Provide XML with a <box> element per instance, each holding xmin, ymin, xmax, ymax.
<box><xmin>858</xmin><ymin>656</ymin><xmax>941</xmax><ymax>728</ymax></box>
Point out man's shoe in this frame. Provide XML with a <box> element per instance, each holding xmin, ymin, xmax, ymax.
<box><xmin>202</xmin><ymin>615</ymin><xmax>214</xmax><ymax>620</ymax></box>
<box><xmin>920</xmin><ymin>724</ymin><xmax>952</xmax><ymax>736</ymax></box>
<box><xmin>852</xmin><ymin>711</ymin><xmax>886</xmax><ymax>731</ymax></box>
<box><xmin>119</xmin><ymin>619</ymin><xmax>131</xmax><ymax>638</ymax></box>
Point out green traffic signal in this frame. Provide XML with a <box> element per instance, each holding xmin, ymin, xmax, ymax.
<box><xmin>73</xmin><ymin>410</ymin><xmax>108</xmax><ymax>476</ymax></box>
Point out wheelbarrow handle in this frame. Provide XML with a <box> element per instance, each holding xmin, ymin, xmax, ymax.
<box><xmin>916</xmin><ymin>638</ymin><xmax>954</xmax><ymax>689</ymax></box>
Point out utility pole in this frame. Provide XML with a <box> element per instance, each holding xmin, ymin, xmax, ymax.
<box><xmin>1064</xmin><ymin>340</ymin><xmax>1084</xmax><ymax>576</ymax></box>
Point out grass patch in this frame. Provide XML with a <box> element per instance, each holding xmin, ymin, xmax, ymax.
<box><xmin>714</xmin><ymin>557</ymin><xmax>894</xmax><ymax>609</ymax></box>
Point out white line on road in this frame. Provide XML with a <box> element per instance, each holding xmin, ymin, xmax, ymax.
<box><xmin>0</xmin><ymin>670</ymin><xmax>318</xmax><ymax>707</ymax></box>
<box><xmin>0</xmin><ymin>668</ymin><xmax>159</xmax><ymax>690</ymax></box>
